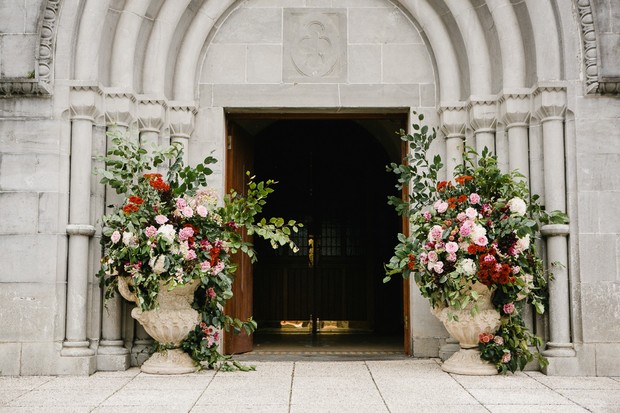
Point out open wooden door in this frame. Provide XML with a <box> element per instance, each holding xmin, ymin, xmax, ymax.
<box><xmin>224</xmin><ymin>121</ymin><xmax>254</xmax><ymax>354</ymax></box>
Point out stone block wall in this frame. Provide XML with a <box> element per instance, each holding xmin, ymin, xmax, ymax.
<box><xmin>573</xmin><ymin>94</ymin><xmax>620</xmax><ymax>376</ymax></box>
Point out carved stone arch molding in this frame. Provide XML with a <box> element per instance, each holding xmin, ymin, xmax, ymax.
<box><xmin>0</xmin><ymin>0</ymin><xmax>61</xmax><ymax>97</ymax></box>
<box><xmin>577</xmin><ymin>0</ymin><xmax>620</xmax><ymax>94</ymax></box>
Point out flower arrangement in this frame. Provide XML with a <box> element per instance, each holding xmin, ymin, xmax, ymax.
<box><xmin>384</xmin><ymin>112</ymin><xmax>567</xmax><ymax>373</ymax></box>
<box><xmin>96</xmin><ymin>131</ymin><xmax>300</xmax><ymax>370</ymax></box>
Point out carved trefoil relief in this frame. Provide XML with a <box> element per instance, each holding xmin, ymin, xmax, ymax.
<box><xmin>283</xmin><ymin>9</ymin><xmax>347</xmax><ymax>83</ymax></box>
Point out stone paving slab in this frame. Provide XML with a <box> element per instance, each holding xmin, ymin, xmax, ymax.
<box><xmin>0</xmin><ymin>359</ymin><xmax>619</xmax><ymax>412</ymax></box>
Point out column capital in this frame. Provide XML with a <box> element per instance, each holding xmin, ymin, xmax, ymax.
<box><xmin>137</xmin><ymin>97</ymin><xmax>168</xmax><ymax>133</ymax></box>
<box><xmin>438</xmin><ymin>103</ymin><xmax>467</xmax><ymax>138</ymax></box>
<box><xmin>69</xmin><ymin>85</ymin><xmax>103</xmax><ymax>122</ymax></box>
<box><xmin>533</xmin><ymin>86</ymin><xmax>567</xmax><ymax>123</ymax></box>
<box><xmin>103</xmin><ymin>89</ymin><xmax>137</xmax><ymax>128</ymax></box>
<box><xmin>467</xmin><ymin>97</ymin><xmax>497</xmax><ymax>133</ymax></box>
<box><xmin>498</xmin><ymin>90</ymin><xmax>531</xmax><ymax>129</ymax></box>
<box><xmin>169</xmin><ymin>102</ymin><xmax>198</xmax><ymax>139</ymax></box>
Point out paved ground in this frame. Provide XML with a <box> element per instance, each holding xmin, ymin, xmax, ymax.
<box><xmin>1</xmin><ymin>359</ymin><xmax>620</xmax><ymax>412</ymax></box>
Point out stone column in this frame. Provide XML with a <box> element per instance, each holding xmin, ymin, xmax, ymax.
<box><xmin>131</xmin><ymin>98</ymin><xmax>168</xmax><ymax>365</ymax></box>
<box><xmin>138</xmin><ymin>98</ymin><xmax>167</xmax><ymax>151</ymax></box>
<box><xmin>61</xmin><ymin>86</ymin><xmax>101</xmax><ymax>371</ymax></box>
<box><xmin>95</xmin><ymin>91</ymin><xmax>136</xmax><ymax>370</ymax></box>
<box><xmin>499</xmin><ymin>91</ymin><xmax>531</xmax><ymax>182</ymax></box>
<box><xmin>437</xmin><ymin>104</ymin><xmax>467</xmax><ymax>360</ymax></box>
<box><xmin>439</xmin><ymin>105</ymin><xmax>467</xmax><ymax>181</ymax></box>
<box><xmin>468</xmin><ymin>98</ymin><xmax>497</xmax><ymax>156</ymax></box>
<box><xmin>534</xmin><ymin>86</ymin><xmax>575</xmax><ymax>362</ymax></box>
<box><xmin>169</xmin><ymin>104</ymin><xmax>197</xmax><ymax>165</ymax></box>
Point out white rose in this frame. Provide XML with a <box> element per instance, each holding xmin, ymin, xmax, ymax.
<box><xmin>149</xmin><ymin>255</ymin><xmax>167</xmax><ymax>274</ymax></box>
<box><xmin>156</xmin><ymin>224</ymin><xmax>176</xmax><ymax>243</ymax></box>
<box><xmin>508</xmin><ymin>197</ymin><xmax>527</xmax><ymax>216</ymax></box>
<box><xmin>515</xmin><ymin>234</ymin><xmax>531</xmax><ymax>253</ymax></box>
<box><xmin>122</xmin><ymin>231</ymin><xmax>138</xmax><ymax>248</ymax></box>
<box><xmin>470</xmin><ymin>223</ymin><xmax>487</xmax><ymax>240</ymax></box>
<box><xmin>460</xmin><ymin>258</ymin><xmax>476</xmax><ymax>276</ymax></box>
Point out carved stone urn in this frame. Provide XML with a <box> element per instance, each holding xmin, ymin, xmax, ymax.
<box><xmin>118</xmin><ymin>277</ymin><xmax>201</xmax><ymax>374</ymax></box>
<box><xmin>432</xmin><ymin>282</ymin><xmax>501</xmax><ymax>375</ymax></box>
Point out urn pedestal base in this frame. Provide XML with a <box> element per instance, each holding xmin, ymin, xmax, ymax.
<box><xmin>442</xmin><ymin>348</ymin><xmax>498</xmax><ymax>375</ymax></box>
<box><xmin>140</xmin><ymin>348</ymin><xmax>196</xmax><ymax>375</ymax></box>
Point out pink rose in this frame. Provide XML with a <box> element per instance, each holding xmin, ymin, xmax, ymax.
<box><xmin>446</xmin><ymin>252</ymin><xmax>457</xmax><ymax>262</ymax></box>
<box><xmin>436</xmin><ymin>202</ymin><xmax>448</xmax><ymax>213</ymax></box>
<box><xmin>474</xmin><ymin>235</ymin><xmax>488</xmax><ymax>246</ymax></box>
<box><xmin>456</xmin><ymin>212</ymin><xmax>467</xmax><ymax>222</ymax></box>
<box><xmin>200</xmin><ymin>261</ymin><xmax>211</xmax><ymax>271</ymax></box>
<box><xmin>207</xmin><ymin>287</ymin><xmax>216</xmax><ymax>299</ymax></box>
<box><xmin>503</xmin><ymin>303</ymin><xmax>515</xmax><ymax>315</ymax></box>
<box><xmin>501</xmin><ymin>353</ymin><xmax>512</xmax><ymax>363</ymax></box>
<box><xmin>433</xmin><ymin>261</ymin><xmax>444</xmax><ymax>274</ymax></box>
<box><xmin>465</xmin><ymin>207</ymin><xmax>478</xmax><ymax>220</ymax></box>
<box><xmin>144</xmin><ymin>226</ymin><xmax>157</xmax><ymax>238</ymax></box>
<box><xmin>155</xmin><ymin>215</ymin><xmax>168</xmax><ymax>225</ymax></box>
<box><xmin>182</xmin><ymin>206</ymin><xmax>193</xmax><ymax>217</ymax></box>
<box><xmin>176</xmin><ymin>198</ymin><xmax>187</xmax><ymax>209</ymax></box>
<box><xmin>427</xmin><ymin>251</ymin><xmax>438</xmax><ymax>262</ymax></box>
<box><xmin>423</xmin><ymin>211</ymin><xmax>431</xmax><ymax>221</ymax></box>
<box><xmin>111</xmin><ymin>230</ymin><xmax>121</xmax><ymax>244</ymax></box>
<box><xmin>493</xmin><ymin>336</ymin><xmax>504</xmax><ymax>345</ymax></box>
<box><xmin>469</xmin><ymin>193</ymin><xmax>480</xmax><ymax>204</ymax></box>
<box><xmin>196</xmin><ymin>205</ymin><xmax>208</xmax><ymax>218</ymax></box>
<box><xmin>445</xmin><ymin>241</ymin><xmax>459</xmax><ymax>253</ymax></box>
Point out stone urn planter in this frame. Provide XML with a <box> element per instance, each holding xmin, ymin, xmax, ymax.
<box><xmin>432</xmin><ymin>282</ymin><xmax>501</xmax><ymax>375</ymax></box>
<box><xmin>118</xmin><ymin>276</ymin><xmax>201</xmax><ymax>374</ymax></box>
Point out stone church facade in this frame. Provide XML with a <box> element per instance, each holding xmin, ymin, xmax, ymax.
<box><xmin>0</xmin><ymin>0</ymin><xmax>619</xmax><ymax>376</ymax></box>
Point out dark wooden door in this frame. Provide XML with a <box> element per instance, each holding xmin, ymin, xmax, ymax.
<box><xmin>224</xmin><ymin>121</ymin><xmax>254</xmax><ymax>354</ymax></box>
<box><xmin>252</xmin><ymin>120</ymin><xmax>400</xmax><ymax>335</ymax></box>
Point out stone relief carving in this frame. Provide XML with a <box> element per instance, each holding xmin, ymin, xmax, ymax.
<box><xmin>283</xmin><ymin>9</ymin><xmax>347</xmax><ymax>83</ymax></box>
<box><xmin>0</xmin><ymin>0</ymin><xmax>60</xmax><ymax>97</ymax></box>
<box><xmin>577</xmin><ymin>0</ymin><xmax>620</xmax><ymax>95</ymax></box>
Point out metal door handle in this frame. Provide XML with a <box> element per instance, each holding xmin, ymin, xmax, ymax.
<box><xmin>308</xmin><ymin>235</ymin><xmax>315</xmax><ymax>268</ymax></box>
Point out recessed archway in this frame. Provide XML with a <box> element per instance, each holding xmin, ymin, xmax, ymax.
<box><xmin>225</xmin><ymin>114</ymin><xmax>407</xmax><ymax>356</ymax></box>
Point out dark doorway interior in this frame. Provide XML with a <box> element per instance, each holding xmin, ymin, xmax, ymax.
<box><xmin>236</xmin><ymin>118</ymin><xmax>403</xmax><ymax>353</ymax></box>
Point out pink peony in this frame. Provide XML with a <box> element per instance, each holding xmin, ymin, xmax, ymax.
<box><xmin>185</xmin><ymin>249</ymin><xmax>197</xmax><ymax>260</ymax></box>
<box><xmin>428</xmin><ymin>225</ymin><xmax>444</xmax><ymax>242</ymax></box>
<box><xmin>469</xmin><ymin>193</ymin><xmax>481</xmax><ymax>204</ymax></box>
<box><xmin>178</xmin><ymin>227</ymin><xmax>194</xmax><ymax>241</ymax></box>
<box><xmin>144</xmin><ymin>225</ymin><xmax>157</xmax><ymax>238</ymax></box>
<box><xmin>456</xmin><ymin>212</ymin><xmax>467</xmax><ymax>222</ymax></box>
<box><xmin>176</xmin><ymin>198</ymin><xmax>187</xmax><ymax>209</ymax></box>
<box><xmin>423</xmin><ymin>211</ymin><xmax>431</xmax><ymax>221</ymax></box>
<box><xmin>111</xmin><ymin>230</ymin><xmax>121</xmax><ymax>244</ymax></box>
<box><xmin>446</xmin><ymin>252</ymin><xmax>457</xmax><ymax>262</ymax></box>
<box><xmin>212</xmin><ymin>261</ymin><xmax>225</xmax><ymax>275</ymax></box>
<box><xmin>155</xmin><ymin>215</ymin><xmax>168</xmax><ymax>225</ymax></box>
<box><xmin>182</xmin><ymin>206</ymin><xmax>193</xmax><ymax>218</ymax></box>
